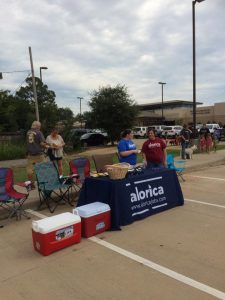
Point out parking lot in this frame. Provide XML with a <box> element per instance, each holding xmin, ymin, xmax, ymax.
<box><xmin>0</xmin><ymin>162</ymin><xmax>224</xmax><ymax>300</ymax></box>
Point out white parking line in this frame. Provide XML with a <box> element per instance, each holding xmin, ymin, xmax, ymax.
<box><xmin>185</xmin><ymin>198</ymin><xmax>225</xmax><ymax>209</ymax></box>
<box><xmin>25</xmin><ymin>209</ymin><xmax>46</xmax><ymax>219</ymax></box>
<box><xmin>186</xmin><ymin>175</ymin><xmax>225</xmax><ymax>181</ymax></box>
<box><xmin>27</xmin><ymin>209</ymin><xmax>225</xmax><ymax>299</ymax></box>
<box><xmin>90</xmin><ymin>237</ymin><xmax>225</xmax><ymax>300</ymax></box>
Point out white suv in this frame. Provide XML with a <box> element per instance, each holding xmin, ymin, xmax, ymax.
<box><xmin>149</xmin><ymin>125</ymin><xmax>166</xmax><ymax>137</ymax></box>
<box><xmin>206</xmin><ymin>124</ymin><xmax>221</xmax><ymax>133</ymax></box>
<box><xmin>161</xmin><ymin>126</ymin><xmax>183</xmax><ymax>138</ymax></box>
<box><xmin>133</xmin><ymin>127</ymin><xmax>148</xmax><ymax>138</ymax></box>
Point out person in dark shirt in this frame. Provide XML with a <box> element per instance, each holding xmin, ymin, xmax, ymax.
<box><xmin>199</xmin><ymin>124</ymin><xmax>210</xmax><ymax>138</ymax></box>
<box><xmin>26</xmin><ymin>121</ymin><xmax>49</xmax><ymax>189</ymax></box>
<box><xmin>180</xmin><ymin>124</ymin><xmax>191</xmax><ymax>159</ymax></box>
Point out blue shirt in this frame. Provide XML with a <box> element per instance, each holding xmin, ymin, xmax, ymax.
<box><xmin>117</xmin><ymin>139</ymin><xmax>137</xmax><ymax>165</ymax></box>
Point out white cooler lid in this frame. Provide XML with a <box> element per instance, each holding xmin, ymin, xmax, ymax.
<box><xmin>32</xmin><ymin>212</ymin><xmax>81</xmax><ymax>234</ymax></box>
<box><xmin>73</xmin><ymin>202</ymin><xmax>110</xmax><ymax>218</ymax></box>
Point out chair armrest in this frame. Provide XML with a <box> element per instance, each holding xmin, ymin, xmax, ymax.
<box><xmin>15</xmin><ymin>181</ymin><xmax>32</xmax><ymax>192</ymax></box>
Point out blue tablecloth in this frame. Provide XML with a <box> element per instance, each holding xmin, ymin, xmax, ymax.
<box><xmin>77</xmin><ymin>168</ymin><xmax>184</xmax><ymax>230</ymax></box>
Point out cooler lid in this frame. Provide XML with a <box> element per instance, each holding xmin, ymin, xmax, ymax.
<box><xmin>74</xmin><ymin>202</ymin><xmax>110</xmax><ymax>218</ymax></box>
<box><xmin>32</xmin><ymin>212</ymin><xmax>81</xmax><ymax>234</ymax></box>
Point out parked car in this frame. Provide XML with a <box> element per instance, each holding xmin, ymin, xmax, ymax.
<box><xmin>80</xmin><ymin>132</ymin><xmax>109</xmax><ymax>147</ymax></box>
<box><xmin>161</xmin><ymin>126</ymin><xmax>183</xmax><ymax>138</ymax></box>
<box><xmin>148</xmin><ymin>125</ymin><xmax>166</xmax><ymax>137</ymax></box>
<box><xmin>205</xmin><ymin>123</ymin><xmax>221</xmax><ymax>134</ymax></box>
<box><xmin>91</xmin><ymin>129</ymin><xmax>108</xmax><ymax>137</ymax></box>
<box><xmin>133</xmin><ymin>127</ymin><xmax>148</xmax><ymax>138</ymax></box>
<box><xmin>67</xmin><ymin>128</ymin><xmax>92</xmax><ymax>149</ymax></box>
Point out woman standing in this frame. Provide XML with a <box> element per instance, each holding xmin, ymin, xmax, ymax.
<box><xmin>142</xmin><ymin>128</ymin><xmax>167</xmax><ymax>169</ymax></box>
<box><xmin>46</xmin><ymin>128</ymin><xmax>65</xmax><ymax>176</ymax></box>
<box><xmin>117</xmin><ymin>129</ymin><xmax>140</xmax><ymax>167</ymax></box>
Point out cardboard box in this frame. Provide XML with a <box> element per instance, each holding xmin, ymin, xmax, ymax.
<box><xmin>73</xmin><ymin>202</ymin><xmax>111</xmax><ymax>238</ymax></box>
<box><xmin>32</xmin><ymin>212</ymin><xmax>81</xmax><ymax>256</ymax></box>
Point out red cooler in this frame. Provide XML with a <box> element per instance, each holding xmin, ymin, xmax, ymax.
<box><xmin>32</xmin><ymin>212</ymin><xmax>81</xmax><ymax>256</ymax></box>
<box><xmin>73</xmin><ymin>202</ymin><xmax>111</xmax><ymax>238</ymax></box>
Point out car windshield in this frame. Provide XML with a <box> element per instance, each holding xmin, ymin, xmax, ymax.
<box><xmin>206</xmin><ymin>125</ymin><xmax>213</xmax><ymax>129</ymax></box>
<box><xmin>133</xmin><ymin>127</ymin><xmax>141</xmax><ymax>131</ymax></box>
<box><xmin>80</xmin><ymin>133</ymin><xmax>91</xmax><ymax>139</ymax></box>
<box><xmin>163</xmin><ymin>127</ymin><xmax>173</xmax><ymax>130</ymax></box>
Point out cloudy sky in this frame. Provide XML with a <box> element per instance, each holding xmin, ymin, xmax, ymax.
<box><xmin>1</xmin><ymin>0</ymin><xmax>225</xmax><ymax>115</ymax></box>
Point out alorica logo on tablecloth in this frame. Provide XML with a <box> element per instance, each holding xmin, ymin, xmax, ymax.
<box><xmin>130</xmin><ymin>184</ymin><xmax>164</xmax><ymax>203</ymax></box>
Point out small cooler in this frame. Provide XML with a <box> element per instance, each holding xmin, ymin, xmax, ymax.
<box><xmin>32</xmin><ymin>212</ymin><xmax>81</xmax><ymax>256</ymax></box>
<box><xmin>73</xmin><ymin>202</ymin><xmax>111</xmax><ymax>238</ymax></box>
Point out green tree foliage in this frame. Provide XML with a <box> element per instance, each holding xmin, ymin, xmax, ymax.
<box><xmin>0</xmin><ymin>77</ymin><xmax>74</xmax><ymax>135</ymax></box>
<box><xmin>89</xmin><ymin>84</ymin><xmax>139</xmax><ymax>144</ymax></box>
<box><xmin>15</xmin><ymin>77</ymin><xmax>58</xmax><ymax>133</ymax></box>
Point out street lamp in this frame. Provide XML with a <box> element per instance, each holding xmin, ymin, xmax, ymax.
<box><xmin>77</xmin><ymin>97</ymin><xmax>84</xmax><ymax>128</ymax></box>
<box><xmin>40</xmin><ymin>66</ymin><xmax>48</xmax><ymax>81</ymax></box>
<box><xmin>158</xmin><ymin>82</ymin><xmax>166</xmax><ymax>123</ymax></box>
<box><xmin>192</xmin><ymin>0</ymin><xmax>205</xmax><ymax>137</ymax></box>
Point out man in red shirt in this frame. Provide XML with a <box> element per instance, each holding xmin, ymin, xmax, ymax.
<box><xmin>142</xmin><ymin>128</ymin><xmax>167</xmax><ymax>169</ymax></box>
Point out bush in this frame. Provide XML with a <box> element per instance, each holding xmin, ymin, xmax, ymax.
<box><xmin>0</xmin><ymin>142</ymin><xmax>26</xmax><ymax>160</ymax></box>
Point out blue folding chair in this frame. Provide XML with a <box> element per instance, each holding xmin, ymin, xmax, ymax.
<box><xmin>167</xmin><ymin>154</ymin><xmax>186</xmax><ymax>182</ymax></box>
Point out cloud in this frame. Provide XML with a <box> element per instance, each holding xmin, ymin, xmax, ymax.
<box><xmin>1</xmin><ymin>0</ymin><xmax>225</xmax><ymax>116</ymax></box>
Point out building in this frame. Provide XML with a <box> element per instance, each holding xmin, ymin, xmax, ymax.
<box><xmin>136</xmin><ymin>100</ymin><xmax>225</xmax><ymax>126</ymax></box>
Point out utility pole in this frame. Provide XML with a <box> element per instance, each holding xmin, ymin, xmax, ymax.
<box><xmin>158</xmin><ymin>82</ymin><xmax>166</xmax><ymax>123</ymax></box>
<box><xmin>29</xmin><ymin>46</ymin><xmax>39</xmax><ymax>121</ymax></box>
<box><xmin>77</xmin><ymin>97</ymin><xmax>84</xmax><ymax>128</ymax></box>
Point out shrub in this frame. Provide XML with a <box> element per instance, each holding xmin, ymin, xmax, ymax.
<box><xmin>0</xmin><ymin>142</ymin><xmax>26</xmax><ymax>160</ymax></box>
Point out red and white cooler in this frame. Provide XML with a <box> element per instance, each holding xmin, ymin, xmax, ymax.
<box><xmin>32</xmin><ymin>212</ymin><xmax>81</xmax><ymax>256</ymax></box>
<box><xmin>73</xmin><ymin>202</ymin><xmax>111</xmax><ymax>238</ymax></box>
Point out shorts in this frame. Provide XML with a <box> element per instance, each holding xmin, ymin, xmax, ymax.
<box><xmin>27</xmin><ymin>154</ymin><xmax>46</xmax><ymax>176</ymax></box>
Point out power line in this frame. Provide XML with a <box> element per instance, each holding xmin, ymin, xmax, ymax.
<box><xmin>12</xmin><ymin>72</ymin><xmax>32</xmax><ymax>95</ymax></box>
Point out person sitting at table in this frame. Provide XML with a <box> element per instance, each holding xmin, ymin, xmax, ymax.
<box><xmin>141</xmin><ymin>128</ymin><xmax>167</xmax><ymax>169</ymax></box>
<box><xmin>117</xmin><ymin>129</ymin><xmax>140</xmax><ymax>167</ymax></box>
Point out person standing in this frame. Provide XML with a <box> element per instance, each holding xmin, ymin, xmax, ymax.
<box><xmin>141</xmin><ymin>128</ymin><xmax>167</xmax><ymax>169</ymax></box>
<box><xmin>26</xmin><ymin>121</ymin><xmax>49</xmax><ymax>189</ymax></box>
<box><xmin>180</xmin><ymin>124</ymin><xmax>191</xmax><ymax>159</ymax></box>
<box><xmin>46</xmin><ymin>128</ymin><xmax>65</xmax><ymax>176</ymax></box>
<box><xmin>199</xmin><ymin>124</ymin><xmax>210</xmax><ymax>138</ymax></box>
<box><xmin>117</xmin><ymin>129</ymin><xmax>139</xmax><ymax>167</ymax></box>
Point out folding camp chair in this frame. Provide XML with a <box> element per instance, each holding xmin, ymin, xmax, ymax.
<box><xmin>0</xmin><ymin>168</ymin><xmax>31</xmax><ymax>227</ymax></box>
<box><xmin>92</xmin><ymin>153</ymin><xmax>115</xmax><ymax>173</ymax></box>
<box><xmin>167</xmin><ymin>154</ymin><xmax>186</xmax><ymax>182</ymax></box>
<box><xmin>34</xmin><ymin>161</ymin><xmax>78</xmax><ymax>213</ymax></box>
<box><xmin>69</xmin><ymin>157</ymin><xmax>91</xmax><ymax>186</ymax></box>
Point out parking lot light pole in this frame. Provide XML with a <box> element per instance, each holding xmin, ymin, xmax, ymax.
<box><xmin>77</xmin><ymin>97</ymin><xmax>84</xmax><ymax>128</ymax></box>
<box><xmin>158</xmin><ymin>82</ymin><xmax>166</xmax><ymax>123</ymax></box>
<box><xmin>192</xmin><ymin>0</ymin><xmax>205</xmax><ymax>137</ymax></box>
<box><xmin>40</xmin><ymin>66</ymin><xmax>48</xmax><ymax>82</ymax></box>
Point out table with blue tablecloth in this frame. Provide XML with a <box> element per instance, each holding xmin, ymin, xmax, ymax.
<box><xmin>77</xmin><ymin>168</ymin><xmax>184</xmax><ymax>230</ymax></box>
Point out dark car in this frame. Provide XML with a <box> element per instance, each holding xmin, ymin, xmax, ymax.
<box><xmin>80</xmin><ymin>132</ymin><xmax>109</xmax><ymax>147</ymax></box>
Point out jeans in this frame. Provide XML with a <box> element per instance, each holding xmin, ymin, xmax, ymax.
<box><xmin>181</xmin><ymin>141</ymin><xmax>189</xmax><ymax>159</ymax></box>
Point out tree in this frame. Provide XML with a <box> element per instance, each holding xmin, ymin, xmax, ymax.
<box><xmin>15</xmin><ymin>77</ymin><xmax>58</xmax><ymax>133</ymax></box>
<box><xmin>89</xmin><ymin>84</ymin><xmax>139</xmax><ymax>144</ymax></box>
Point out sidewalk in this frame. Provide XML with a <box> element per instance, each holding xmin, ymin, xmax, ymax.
<box><xmin>0</xmin><ymin>149</ymin><xmax>224</xmax><ymax>213</ymax></box>
<box><xmin>1</xmin><ymin>148</ymin><xmax>225</xmax><ymax>170</ymax></box>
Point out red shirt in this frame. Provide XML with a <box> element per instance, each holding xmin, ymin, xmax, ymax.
<box><xmin>142</xmin><ymin>137</ymin><xmax>166</xmax><ymax>164</ymax></box>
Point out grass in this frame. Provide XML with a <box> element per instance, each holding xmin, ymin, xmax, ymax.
<box><xmin>9</xmin><ymin>143</ymin><xmax>225</xmax><ymax>183</ymax></box>
<box><xmin>0</xmin><ymin>142</ymin><xmax>26</xmax><ymax>160</ymax></box>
